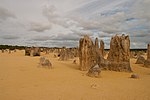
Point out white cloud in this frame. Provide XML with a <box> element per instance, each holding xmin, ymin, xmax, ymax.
<box><xmin>42</xmin><ymin>4</ymin><xmax>59</xmax><ymax>22</ymax></box>
<box><xmin>0</xmin><ymin>0</ymin><xmax>149</xmax><ymax>48</ymax></box>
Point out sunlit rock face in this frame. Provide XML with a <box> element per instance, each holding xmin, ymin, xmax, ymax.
<box><xmin>99</xmin><ymin>40</ymin><xmax>104</xmax><ymax>57</ymax></box>
<box><xmin>107</xmin><ymin>34</ymin><xmax>132</xmax><ymax>72</ymax></box>
<box><xmin>79</xmin><ymin>35</ymin><xmax>99</xmax><ymax>71</ymax></box>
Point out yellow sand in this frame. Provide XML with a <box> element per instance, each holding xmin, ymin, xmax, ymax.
<box><xmin>0</xmin><ymin>50</ymin><xmax>150</xmax><ymax>100</ymax></box>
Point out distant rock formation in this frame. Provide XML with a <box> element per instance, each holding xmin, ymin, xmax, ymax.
<box><xmin>135</xmin><ymin>55</ymin><xmax>145</xmax><ymax>64</ymax></box>
<box><xmin>1</xmin><ymin>49</ymin><xmax>4</xmax><ymax>53</ymax></box>
<box><xmin>30</xmin><ymin>47</ymin><xmax>40</xmax><ymax>56</ymax></box>
<box><xmin>25</xmin><ymin>48</ymin><xmax>31</xmax><ymax>56</ymax></box>
<box><xmin>25</xmin><ymin>47</ymin><xmax>40</xmax><ymax>56</ymax></box>
<box><xmin>107</xmin><ymin>34</ymin><xmax>132</xmax><ymax>72</ymax></box>
<box><xmin>59</xmin><ymin>48</ymin><xmax>74</xmax><ymax>61</ymax></box>
<box><xmin>144</xmin><ymin>44</ymin><xmax>150</xmax><ymax>68</ymax></box>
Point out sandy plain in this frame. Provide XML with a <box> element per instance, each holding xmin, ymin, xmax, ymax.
<box><xmin>0</xmin><ymin>50</ymin><xmax>150</xmax><ymax>100</ymax></box>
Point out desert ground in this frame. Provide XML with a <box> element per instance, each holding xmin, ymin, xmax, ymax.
<box><xmin>0</xmin><ymin>50</ymin><xmax>150</xmax><ymax>100</ymax></box>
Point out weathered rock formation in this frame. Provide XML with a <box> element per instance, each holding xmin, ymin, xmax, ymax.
<box><xmin>144</xmin><ymin>44</ymin><xmax>150</xmax><ymax>68</ymax></box>
<box><xmin>79</xmin><ymin>35</ymin><xmax>100</xmax><ymax>71</ymax></box>
<box><xmin>79</xmin><ymin>34</ymin><xmax>132</xmax><ymax>72</ymax></box>
<box><xmin>107</xmin><ymin>34</ymin><xmax>132</xmax><ymax>72</ymax></box>
<box><xmin>99</xmin><ymin>40</ymin><xmax>104</xmax><ymax>57</ymax></box>
<box><xmin>135</xmin><ymin>55</ymin><xmax>145</xmax><ymax>64</ymax></box>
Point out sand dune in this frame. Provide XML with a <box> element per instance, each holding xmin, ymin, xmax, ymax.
<box><xmin>0</xmin><ymin>50</ymin><xmax>150</xmax><ymax>100</ymax></box>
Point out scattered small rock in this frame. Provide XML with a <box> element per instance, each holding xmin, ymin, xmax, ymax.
<box><xmin>73</xmin><ymin>59</ymin><xmax>77</xmax><ymax>64</ymax></box>
<box><xmin>39</xmin><ymin>57</ymin><xmax>53</xmax><ymax>69</ymax></box>
<box><xmin>130</xmin><ymin>73</ymin><xmax>139</xmax><ymax>79</ymax></box>
<box><xmin>91</xmin><ymin>83</ymin><xmax>98</xmax><ymax>89</ymax></box>
<box><xmin>87</xmin><ymin>64</ymin><xmax>101</xmax><ymax>78</ymax></box>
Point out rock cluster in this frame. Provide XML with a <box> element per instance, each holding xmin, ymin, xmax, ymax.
<box><xmin>25</xmin><ymin>47</ymin><xmax>40</xmax><ymax>56</ymax></box>
<box><xmin>79</xmin><ymin>34</ymin><xmax>132</xmax><ymax>72</ymax></box>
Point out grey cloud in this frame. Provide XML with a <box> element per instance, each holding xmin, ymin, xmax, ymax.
<box><xmin>25</xmin><ymin>40</ymin><xmax>78</xmax><ymax>47</ymax></box>
<box><xmin>131</xmin><ymin>0</ymin><xmax>150</xmax><ymax>20</ymax></box>
<box><xmin>1</xmin><ymin>34</ymin><xmax>19</xmax><ymax>39</ymax></box>
<box><xmin>29</xmin><ymin>22</ymin><xmax>51</xmax><ymax>32</ymax></box>
<box><xmin>72</xmin><ymin>29</ymin><xmax>94</xmax><ymax>37</ymax></box>
<box><xmin>68</xmin><ymin>0</ymin><xmax>126</xmax><ymax>32</ymax></box>
<box><xmin>51</xmin><ymin>33</ymin><xmax>80</xmax><ymax>41</ymax></box>
<box><xmin>31</xmin><ymin>32</ymin><xmax>80</xmax><ymax>41</ymax></box>
<box><xmin>0</xmin><ymin>6</ymin><xmax>16</xmax><ymax>21</ymax></box>
<box><xmin>98</xmin><ymin>32</ymin><xmax>113</xmax><ymax>37</ymax></box>
<box><xmin>50</xmin><ymin>40</ymin><xmax>78</xmax><ymax>47</ymax></box>
<box><xmin>42</xmin><ymin>4</ymin><xmax>60</xmax><ymax>23</ymax></box>
<box><xmin>30</xmin><ymin>33</ymin><xmax>79</xmax><ymax>42</ymax></box>
<box><xmin>130</xmin><ymin>36</ymin><xmax>150</xmax><ymax>44</ymax></box>
<box><xmin>68</xmin><ymin>12</ymin><xmax>126</xmax><ymax>34</ymax></box>
<box><xmin>68</xmin><ymin>0</ymin><xmax>150</xmax><ymax>35</ymax></box>
<box><xmin>130</xmin><ymin>41</ymin><xmax>147</xmax><ymax>49</ymax></box>
<box><xmin>31</xmin><ymin>35</ymin><xmax>51</xmax><ymax>41</ymax></box>
<box><xmin>42</xmin><ymin>4</ymin><xmax>79</xmax><ymax>29</ymax></box>
<box><xmin>129</xmin><ymin>32</ymin><xmax>150</xmax><ymax>37</ymax></box>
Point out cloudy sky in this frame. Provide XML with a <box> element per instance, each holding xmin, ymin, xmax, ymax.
<box><xmin>0</xmin><ymin>0</ymin><xmax>149</xmax><ymax>49</ymax></box>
